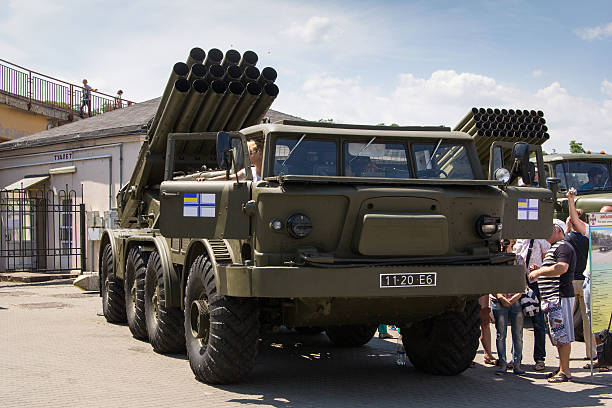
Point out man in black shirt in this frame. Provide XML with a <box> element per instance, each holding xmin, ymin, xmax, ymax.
<box><xmin>528</xmin><ymin>218</ymin><xmax>576</xmax><ymax>382</ymax></box>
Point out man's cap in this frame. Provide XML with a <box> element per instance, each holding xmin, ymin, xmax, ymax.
<box><xmin>553</xmin><ymin>218</ymin><xmax>567</xmax><ymax>232</ymax></box>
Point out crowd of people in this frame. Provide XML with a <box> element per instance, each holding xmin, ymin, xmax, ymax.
<box><xmin>475</xmin><ymin>188</ymin><xmax>611</xmax><ymax>383</ymax></box>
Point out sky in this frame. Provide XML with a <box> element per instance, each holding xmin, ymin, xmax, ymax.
<box><xmin>0</xmin><ymin>0</ymin><xmax>610</xmax><ymax>154</ymax></box>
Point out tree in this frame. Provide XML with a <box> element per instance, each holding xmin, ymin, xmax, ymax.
<box><xmin>570</xmin><ymin>140</ymin><xmax>586</xmax><ymax>153</ymax></box>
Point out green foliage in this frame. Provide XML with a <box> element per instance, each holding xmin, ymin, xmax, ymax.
<box><xmin>318</xmin><ymin>118</ymin><xmax>334</xmax><ymax>123</ymax></box>
<box><xmin>569</xmin><ymin>140</ymin><xmax>586</xmax><ymax>153</ymax></box>
<box><xmin>43</xmin><ymin>100</ymin><xmax>71</xmax><ymax>109</ymax></box>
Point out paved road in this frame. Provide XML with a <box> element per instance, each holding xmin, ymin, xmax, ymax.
<box><xmin>1</xmin><ymin>281</ymin><xmax>611</xmax><ymax>408</ymax></box>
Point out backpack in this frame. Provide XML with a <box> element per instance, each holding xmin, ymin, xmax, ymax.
<box><xmin>565</xmin><ymin>231</ymin><xmax>589</xmax><ymax>278</ymax></box>
<box><xmin>596</xmin><ymin>314</ymin><xmax>612</xmax><ymax>366</ymax></box>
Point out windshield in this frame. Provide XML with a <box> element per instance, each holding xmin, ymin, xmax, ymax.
<box><xmin>273</xmin><ymin>137</ymin><xmax>337</xmax><ymax>176</ymax></box>
<box><xmin>344</xmin><ymin>140</ymin><xmax>410</xmax><ymax>178</ymax></box>
<box><xmin>271</xmin><ymin>135</ymin><xmax>475</xmax><ymax>180</ymax></box>
<box><xmin>555</xmin><ymin>161</ymin><xmax>611</xmax><ymax>192</ymax></box>
<box><xmin>412</xmin><ymin>143</ymin><xmax>474</xmax><ymax>179</ymax></box>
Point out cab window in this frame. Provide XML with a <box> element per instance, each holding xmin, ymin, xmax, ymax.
<box><xmin>412</xmin><ymin>142</ymin><xmax>474</xmax><ymax>179</ymax></box>
<box><xmin>273</xmin><ymin>136</ymin><xmax>337</xmax><ymax>176</ymax></box>
<box><xmin>343</xmin><ymin>139</ymin><xmax>410</xmax><ymax>178</ymax></box>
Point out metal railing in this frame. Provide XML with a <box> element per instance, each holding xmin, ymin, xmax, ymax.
<box><xmin>0</xmin><ymin>186</ymin><xmax>85</xmax><ymax>273</ymax></box>
<box><xmin>0</xmin><ymin>58</ymin><xmax>135</xmax><ymax>120</ymax></box>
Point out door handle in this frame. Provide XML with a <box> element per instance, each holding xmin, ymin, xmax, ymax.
<box><xmin>161</xmin><ymin>191</ymin><xmax>180</xmax><ymax>197</ymax></box>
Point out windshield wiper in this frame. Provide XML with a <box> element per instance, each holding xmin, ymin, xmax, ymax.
<box><xmin>349</xmin><ymin>137</ymin><xmax>376</xmax><ymax>165</ymax></box>
<box><xmin>282</xmin><ymin>134</ymin><xmax>306</xmax><ymax>166</ymax></box>
<box><xmin>425</xmin><ymin>138</ymin><xmax>443</xmax><ymax>169</ymax></box>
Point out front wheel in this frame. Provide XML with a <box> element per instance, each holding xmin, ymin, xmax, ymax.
<box><xmin>185</xmin><ymin>254</ymin><xmax>260</xmax><ymax>384</ymax></box>
<box><xmin>400</xmin><ymin>299</ymin><xmax>480</xmax><ymax>375</ymax></box>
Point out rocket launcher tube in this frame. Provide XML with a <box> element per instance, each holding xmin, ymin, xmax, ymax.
<box><xmin>243</xmin><ymin>83</ymin><xmax>279</xmax><ymax>127</ymax></box>
<box><xmin>191</xmin><ymin>80</ymin><xmax>227</xmax><ymax>132</ymax></box>
<box><xmin>225</xmin><ymin>82</ymin><xmax>262</xmax><ymax>131</ymax></box>
<box><xmin>203</xmin><ymin>48</ymin><xmax>223</xmax><ymax>69</ymax></box>
<box><xmin>207</xmin><ymin>81</ymin><xmax>245</xmax><ymax>131</ymax></box>
<box><xmin>150</xmin><ymin>77</ymin><xmax>190</xmax><ymax>153</ymax></box>
<box><xmin>149</xmin><ymin>62</ymin><xmax>189</xmax><ymax>137</ymax></box>
<box><xmin>174</xmin><ymin>79</ymin><xmax>209</xmax><ymax>133</ymax></box>
<box><xmin>186</xmin><ymin>47</ymin><xmax>206</xmax><ymax>68</ymax></box>
<box><xmin>239</xmin><ymin>50</ymin><xmax>258</xmax><ymax>68</ymax></box>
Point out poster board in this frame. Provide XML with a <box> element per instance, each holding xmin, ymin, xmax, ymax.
<box><xmin>588</xmin><ymin>212</ymin><xmax>612</xmax><ymax>332</ymax></box>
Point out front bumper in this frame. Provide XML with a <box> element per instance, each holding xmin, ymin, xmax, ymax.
<box><xmin>216</xmin><ymin>263</ymin><xmax>525</xmax><ymax>298</ymax></box>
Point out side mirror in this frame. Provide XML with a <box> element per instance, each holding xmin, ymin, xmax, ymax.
<box><xmin>232</xmin><ymin>141</ymin><xmax>245</xmax><ymax>173</ymax></box>
<box><xmin>508</xmin><ymin>142</ymin><xmax>531</xmax><ymax>185</ymax></box>
<box><xmin>216</xmin><ymin>132</ymin><xmax>231</xmax><ymax>170</ymax></box>
<box><xmin>546</xmin><ymin>177</ymin><xmax>561</xmax><ymax>196</ymax></box>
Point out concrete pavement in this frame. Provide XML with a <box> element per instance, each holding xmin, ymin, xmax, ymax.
<box><xmin>1</xmin><ymin>280</ymin><xmax>611</xmax><ymax>408</ymax></box>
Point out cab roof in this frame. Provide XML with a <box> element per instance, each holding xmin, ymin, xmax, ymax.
<box><xmin>542</xmin><ymin>153</ymin><xmax>612</xmax><ymax>162</ymax></box>
<box><xmin>240</xmin><ymin>120</ymin><xmax>472</xmax><ymax>141</ymax></box>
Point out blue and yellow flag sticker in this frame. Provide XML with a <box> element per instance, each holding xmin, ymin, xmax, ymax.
<box><xmin>183</xmin><ymin>193</ymin><xmax>216</xmax><ymax>217</ymax></box>
<box><xmin>517</xmin><ymin>198</ymin><xmax>538</xmax><ymax>220</ymax></box>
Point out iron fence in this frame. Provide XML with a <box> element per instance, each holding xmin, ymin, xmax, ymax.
<box><xmin>0</xmin><ymin>186</ymin><xmax>85</xmax><ymax>273</ymax></box>
<box><xmin>0</xmin><ymin>58</ymin><xmax>134</xmax><ymax>120</ymax></box>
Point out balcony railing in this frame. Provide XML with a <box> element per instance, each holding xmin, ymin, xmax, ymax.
<box><xmin>0</xmin><ymin>58</ymin><xmax>135</xmax><ymax>120</ymax></box>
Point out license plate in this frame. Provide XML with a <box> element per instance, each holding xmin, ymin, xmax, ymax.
<box><xmin>379</xmin><ymin>272</ymin><xmax>437</xmax><ymax>288</ymax></box>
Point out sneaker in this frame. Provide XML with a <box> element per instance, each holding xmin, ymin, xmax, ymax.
<box><xmin>513</xmin><ymin>367</ymin><xmax>526</xmax><ymax>375</ymax></box>
<box><xmin>495</xmin><ymin>366</ymin><xmax>507</xmax><ymax>375</ymax></box>
<box><xmin>378</xmin><ymin>332</ymin><xmax>393</xmax><ymax>339</ymax></box>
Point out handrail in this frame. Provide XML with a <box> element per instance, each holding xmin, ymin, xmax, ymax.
<box><xmin>0</xmin><ymin>58</ymin><xmax>135</xmax><ymax>120</ymax></box>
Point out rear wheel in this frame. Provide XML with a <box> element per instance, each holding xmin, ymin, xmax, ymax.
<box><xmin>401</xmin><ymin>299</ymin><xmax>480</xmax><ymax>375</ymax></box>
<box><xmin>125</xmin><ymin>247</ymin><xmax>149</xmax><ymax>340</ymax></box>
<box><xmin>325</xmin><ymin>325</ymin><xmax>376</xmax><ymax>347</ymax></box>
<box><xmin>185</xmin><ymin>254</ymin><xmax>260</xmax><ymax>384</ymax></box>
<box><xmin>145</xmin><ymin>250</ymin><xmax>185</xmax><ymax>353</ymax></box>
<box><xmin>100</xmin><ymin>243</ymin><xmax>126</xmax><ymax>323</ymax></box>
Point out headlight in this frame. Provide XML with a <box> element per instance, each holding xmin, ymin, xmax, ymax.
<box><xmin>476</xmin><ymin>215</ymin><xmax>502</xmax><ymax>239</ymax></box>
<box><xmin>286</xmin><ymin>213</ymin><xmax>312</xmax><ymax>239</ymax></box>
<box><xmin>270</xmin><ymin>218</ymin><xmax>283</xmax><ymax>232</ymax></box>
<box><xmin>494</xmin><ymin>168</ymin><xmax>511</xmax><ymax>183</ymax></box>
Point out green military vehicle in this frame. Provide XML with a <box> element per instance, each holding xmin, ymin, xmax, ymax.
<box><xmin>539</xmin><ymin>153</ymin><xmax>612</xmax><ymax>219</ymax></box>
<box><xmin>98</xmin><ymin>49</ymin><xmax>555</xmax><ymax>384</ymax></box>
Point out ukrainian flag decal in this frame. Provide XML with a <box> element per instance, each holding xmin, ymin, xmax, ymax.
<box><xmin>517</xmin><ymin>198</ymin><xmax>539</xmax><ymax>220</ymax></box>
<box><xmin>183</xmin><ymin>193</ymin><xmax>216</xmax><ymax>217</ymax></box>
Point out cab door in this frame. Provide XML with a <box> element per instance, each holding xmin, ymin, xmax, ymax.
<box><xmin>501</xmin><ymin>186</ymin><xmax>554</xmax><ymax>238</ymax></box>
<box><xmin>160</xmin><ymin>180</ymin><xmax>251</xmax><ymax>239</ymax></box>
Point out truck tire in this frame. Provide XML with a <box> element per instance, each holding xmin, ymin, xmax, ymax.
<box><xmin>145</xmin><ymin>250</ymin><xmax>185</xmax><ymax>353</ymax></box>
<box><xmin>185</xmin><ymin>254</ymin><xmax>260</xmax><ymax>384</ymax></box>
<box><xmin>401</xmin><ymin>299</ymin><xmax>480</xmax><ymax>375</ymax></box>
<box><xmin>325</xmin><ymin>325</ymin><xmax>376</xmax><ymax>347</ymax></box>
<box><xmin>125</xmin><ymin>247</ymin><xmax>149</xmax><ymax>340</ymax></box>
<box><xmin>100</xmin><ymin>243</ymin><xmax>126</xmax><ymax>323</ymax></box>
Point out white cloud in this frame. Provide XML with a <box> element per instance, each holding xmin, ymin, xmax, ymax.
<box><xmin>532</xmin><ymin>70</ymin><xmax>543</xmax><ymax>77</ymax></box>
<box><xmin>574</xmin><ymin>22</ymin><xmax>612</xmax><ymax>40</ymax></box>
<box><xmin>602</xmin><ymin>79</ymin><xmax>612</xmax><ymax>98</ymax></box>
<box><xmin>284</xmin><ymin>16</ymin><xmax>341</xmax><ymax>43</ymax></box>
<box><xmin>277</xmin><ymin>70</ymin><xmax>612</xmax><ymax>154</ymax></box>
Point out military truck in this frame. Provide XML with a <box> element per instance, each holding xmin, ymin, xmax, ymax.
<box><xmin>98</xmin><ymin>49</ymin><xmax>554</xmax><ymax>384</ymax></box>
<box><xmin>538</xmin><ymin>153</ymin><xmax>612</xmax><ymax>219</ymax></box>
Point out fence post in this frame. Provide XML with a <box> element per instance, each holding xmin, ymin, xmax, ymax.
<box><xmin>80</xmin><ymin>203</ymin><xmax>86</xmax><ymax>272</ymax></box>
<box><xmin>28</xmin><ymin>70</ymin><xmax>32</xmax><ymax>107</ymax></box>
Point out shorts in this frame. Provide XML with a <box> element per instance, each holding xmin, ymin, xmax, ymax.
<box><xmin>542</xmin><ymin>297</ymin><xmax>575</xmax><ymax>346</ymax></box>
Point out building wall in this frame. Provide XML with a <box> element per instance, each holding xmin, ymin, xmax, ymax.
<box><xmin>0</xmin><ymin>134</ymin><xmax>145</xmax><ymax>272</ymax></box>
<box><xmin>0</xmin><ymin>104</ymin><xmax>50</xmax><ymax>142</ymax></box>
